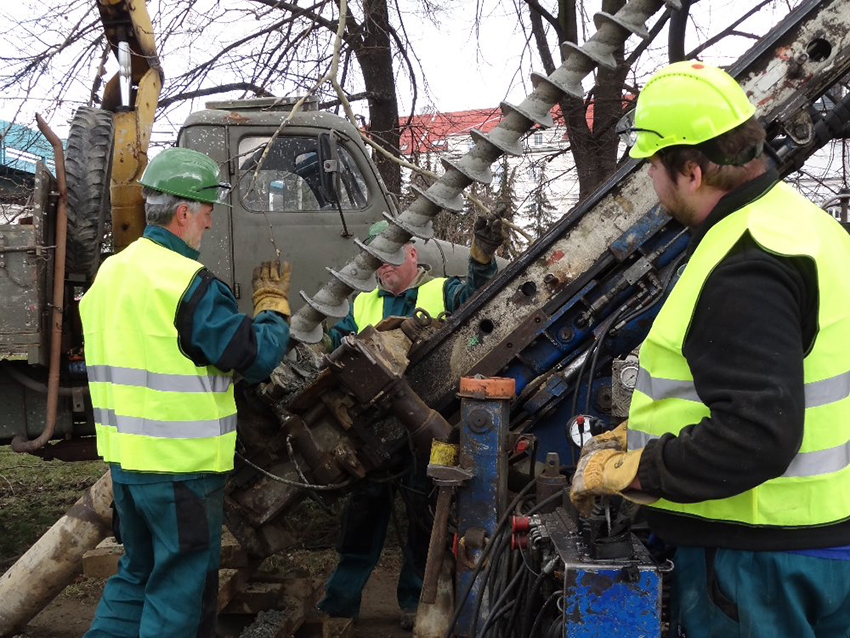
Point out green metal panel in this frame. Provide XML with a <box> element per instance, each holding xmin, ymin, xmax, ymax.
<box><xmin>0</xmin><ymin>162</ymin><xmax>51</xmax><ymax>364</ymax></box>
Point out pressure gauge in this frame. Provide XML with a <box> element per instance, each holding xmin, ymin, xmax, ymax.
<box><xmin>568</xmin><ymin>415</ymin><xmax>594</xmax><ymax>448</ymax></box>
<box><xmin>619</xmin><ymin>363</ymin><xmax>640</xmax><ymax>390</ymax></box>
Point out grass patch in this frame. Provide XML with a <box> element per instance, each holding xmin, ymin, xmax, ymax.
<box><xmin>0</xmin><ymin>446</ymin><xmax>106</xmax><ymax>571</ymax></box>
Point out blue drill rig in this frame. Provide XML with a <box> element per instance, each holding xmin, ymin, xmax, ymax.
<box><xmin>222</xmin><ymin>0</ymin><xmax>850</xmax><ymax>635</ymax></box>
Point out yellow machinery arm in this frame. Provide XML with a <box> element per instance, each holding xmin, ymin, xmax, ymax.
<box><xmin>97</xmin><ymin>0</ymin><xmax>162</xmax><ymax>253</ymax></box>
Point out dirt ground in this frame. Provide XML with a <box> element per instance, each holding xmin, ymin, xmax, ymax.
<box><xmin>11</xmin><ymin>548</ymin><xmax>410</xmax><ymax>638</ymax></box>
<box><xmin>0</xmin><ymin>447</ymin><xmax>413</xmax><ymax>638</ymax></box>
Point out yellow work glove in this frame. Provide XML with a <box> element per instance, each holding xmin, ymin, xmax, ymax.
<box><xmin>252</xmin><ymin>259</ymin><xmax>291</xmax><ymax>317</ymax></box>
<box><xmin>470</xmin><ymin>214</ymin><xmax>506</xmax><ymax>264</ymax></box>
<box><xmin>569</xmin><ymin>447</ymin><xmax>657</xmax><ymax>517</ymax></box>
<box><xmin>582</xmin><ymin>420</ymin><xmax>628</xmax><ymax>454</ymax></box>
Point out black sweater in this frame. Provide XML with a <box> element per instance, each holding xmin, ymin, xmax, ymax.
<box><xmin>637</xmin><ymin>169</ymin><xmax>850</xmax><ymax>550</ymax></box>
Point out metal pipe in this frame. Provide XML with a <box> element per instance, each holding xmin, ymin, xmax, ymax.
<box><xmin>11</xmin><ymin>115</ymin><xmax>69</xmax><ymax>454</ymax></box>
<box><xmin>1</xmin><ymin>362</ymin><xmax>87</xmax><ymax>397</ymax></box>
<box><xmin>390</xmin><ymin>380</ymin><xmax>453</xmax><ymax>451</ymax></box>
<box><xmin>117</xmin><ymin>41</ymin><xmax>131</xmax><ymax>109</ymax></box>
<box><xmin>0</xmin><ymin>471</ymin><xmax>113</xmax><ymax>636</ymax></box>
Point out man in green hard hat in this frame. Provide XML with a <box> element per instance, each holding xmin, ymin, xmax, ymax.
<box><xmin>80</xmin><ymin>147</ymin><xmax>291</xmax><ymax>638</ymax></box>
<box><xmin>318</xmin><ymin>214</ymin><xmax>506</xmax><ymax>630</ymax></box>
<box><xmin>571</xmin><ymin>62</ymin><xmax>850</xmax><ymax>635</ymax></box>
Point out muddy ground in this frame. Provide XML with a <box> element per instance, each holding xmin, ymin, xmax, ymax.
<box><xmin>0</xmin><ymin>447</ymin><xmax>412</xmax><ymax>638</ymax></box>
<box><xmin>11</xmin><ymin>549</ymin><xmax>410</xmax><ymax>638</ymax></box>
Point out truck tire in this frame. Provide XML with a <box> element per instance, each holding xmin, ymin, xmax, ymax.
<box><xmin>64</xmin><ymin>107</ymin><xmax>114</xmax><ymax>278</ymax></box>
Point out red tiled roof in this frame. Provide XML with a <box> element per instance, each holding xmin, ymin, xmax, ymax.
<box><xmin>398</xmin><ymin>105</ymin><xmax>574</xmax><ymax>155</ymax></box>
<box><xmin>398</xmin><ymin>108</ymin><xmax>502</xmax><ymax>155</ymax></box>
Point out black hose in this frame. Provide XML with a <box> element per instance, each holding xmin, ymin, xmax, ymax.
<box><xmin>490</xmin><ymin>540</ymin><xmax>516</xmax><ymax>610</ymax></box>
<box><xmin>583</xmin><ymin>311</ymin><xmax>623</xmax><ymax>415</ymax></box>
<box><xmin>444</xmin><ymin>481</ymin><xmax>536</xmax><ymax>638</ymax></box>
<box><xmin>526</xmin><ymin>490</ymin><xmax>564</xmax><ymax>516</ymax></box>
<box><xmin>544</xmin><ymin>616</ymin><xmax>563</xmax><ymax>638</ymax></box>
<box><xmin>504</xmin><ymin>567</ymin><xmax>531</xmax><ymax>637</ymax></box>
<box><xmin>470</xmin><ymin>527</ymin><xmax>511</xmax><ymax>638</ymax></box>
<box><xmin>528</xmin><ymin>591</ymin><xmax>561</xmax><ymax>638</ymax></box>
<box><xmin>521</xmin><ymin>568</ymin><xmax>549</xmax><ymax>638</ymax></box>
<box><xmin>478</xmin><ymin>568</ymin><xmax>525</xmax><ymax>638</ymax></box>
<box><xmin>476</xmin><ymin>491</ymin><xmax>563</xmax><ymax>638</ymax></box>
<box><xmin>569</xmin><ymin>343</ymin><xmax>594</xmax><ymax>420</ymax></box>
<box><xmin>667</xmin><ymin>0</ymin><xmax>693</xmax><ymax>63</ymax></box>
<box><xmin>478</xmin><ymin>600</ymin><xmax>517</xmax><ymax>638</ymax></box>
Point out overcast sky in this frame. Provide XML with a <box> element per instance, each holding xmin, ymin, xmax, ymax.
<box><xmin>0</xmin><ymin>0</ymin><xmax>799</xmax><ymax>143</ymax></box>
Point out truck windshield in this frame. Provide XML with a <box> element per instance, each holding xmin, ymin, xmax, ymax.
<box><xmin>238</xmin><ymin>135</ymin><xmax>369</xmax><ymax>212</ymax></box>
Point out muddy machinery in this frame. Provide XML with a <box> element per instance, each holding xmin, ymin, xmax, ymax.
<box><xmin>4</xmin><ymin>0</ymin><xmax>850</xmax><ymax>635</ymax></box>
<box><xmin>221</xmin><ymin>0</ymin><xmax>850</xmax><ymax>635</ymax></box>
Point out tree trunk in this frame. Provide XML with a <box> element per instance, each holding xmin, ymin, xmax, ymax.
<box><xmin>354</xmin><ymin>0</ymin><xmax>402</xmax><ymax>197</ymax></box>
<box><xmin>530</xmin><ymin>0</ymin><xmax>629</xmax><ymax>201</ymax></box>
<box><xmin>561</xmin><ymin>0</ymin><xmax>628</xmax><ymax>200</ymax></box>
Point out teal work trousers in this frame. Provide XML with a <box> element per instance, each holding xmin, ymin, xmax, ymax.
<box><xmin>318</xmin><ymin>469</ymin><xmax>430</xmax><ymax>618</ymax></box>
<box><xmin>84</xmin><ymin>473</ymin><xmax>226</xmax><ymax>638</ymax></box>
<box><xmin>672</xmin><ymin>546</ymin><xmax>850</xmax><ymax>638</ymax></box>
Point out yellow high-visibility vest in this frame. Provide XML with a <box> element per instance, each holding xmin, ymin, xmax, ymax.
<box><xmin>628</xmin><ymin>182</ymin><xmax>850</xmax><ymax>527</ymax></box>
<box><xmin>352</xmin><ymin>277</ymin><xmax>446</xmax><ymax>331</ymax></box>
<box><xmin>79</xmin><ymin>237</ymin><xmax>237</xmax><ymax>473</ymax></box>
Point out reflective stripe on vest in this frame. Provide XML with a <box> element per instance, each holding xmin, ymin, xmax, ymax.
<box><xmin>79</xmin><ymin>237</ymin><xmax>237</xmax><ymax>473</ymax></box>
<box><xmin>87</xmin><ymin>365</ymin><xmax>233</xmax><ymax>393</ymax></box>
<box><xmin>93</xmin><ymin>408</ymin><xmax>237</xmax><ymax>438</ymax></box>
<box><xmin>628</xmin><ymin>182</ymin><xmax>850</xmax><ymax>527</ymax></box>
<box><xmin>352</xmin><ymin>277</ymin><xmax>446</xmax><ymax>331</ymax></box>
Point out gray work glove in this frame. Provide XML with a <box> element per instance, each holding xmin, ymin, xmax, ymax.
<box><xmin>470</xmin><ymin>213</ymin><xmax>506</xmax><ymax>264</ymax></box>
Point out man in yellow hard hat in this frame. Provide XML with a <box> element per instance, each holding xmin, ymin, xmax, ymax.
<box><xmin>81</xmin><ymin>147</ymin><xmax>291</xmax><ymax>638</ymax></box>
<box><xmin>571</xmin><ymin>62</ymin><xmax>850</xmax><ymax>635</ymax></box>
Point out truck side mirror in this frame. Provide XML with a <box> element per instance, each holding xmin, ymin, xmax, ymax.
<box><xmin>318</xmin><ymin>131</ymin><xmax>340</xmax><ymax>205</ymax></box>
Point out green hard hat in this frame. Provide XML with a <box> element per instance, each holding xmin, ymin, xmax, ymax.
<box><xmin>364</xmin><ymin>219</ymin><xmax>416</xmax><ymax>246</ymax></box>
<box><xmin>626</xmin><ymin>61</ymin><xmax>755</xmax><ymax>159</ymax></box>
<box><xmin>365</xmin><ymin>220</ymin><xmax>389</xmax><ymax>244</ymax></box>
<box><xmin>138</xmin><ymin>147</ymin><xmax>231</xmax><ymax>204</ymax></box>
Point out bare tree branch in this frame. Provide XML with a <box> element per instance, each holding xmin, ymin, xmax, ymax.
<box><xmin>687</xmin><ymin>0</ymin><xmax>775</xmax><ymax>59</ymax></box>
<box><xmin>158</xmin><ymin>83</ymin><xmax>275</xmax><ymax>109</ymax></box>
<box><xmin>522</xmin><ymin>0</ymin><xmax>562</xmax><ymax>40</ymax></box>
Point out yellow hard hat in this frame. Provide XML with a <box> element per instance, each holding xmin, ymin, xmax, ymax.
<box><xmin>624</xmin><ymin>61</ymin><xmax>755</xmax><ymax>159</ymax></box>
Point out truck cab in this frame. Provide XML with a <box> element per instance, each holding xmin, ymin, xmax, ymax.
<box><xmin>0</xmin><ymin>98</ymin><xmax>470</xmax><ymax>452</ymax></box>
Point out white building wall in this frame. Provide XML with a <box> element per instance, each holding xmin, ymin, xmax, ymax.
<box><xmin>401</xmin><ymin>124</ymin><xmax>581</xmax><ymax>236</ymax></box>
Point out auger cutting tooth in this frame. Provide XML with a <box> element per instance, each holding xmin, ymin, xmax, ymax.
<box><xmin>354</xmin><ymin>238</ymin><xmax>406</xmax><ymax>266</ymax></box>
<box><xmin>383</xmin><ymin>211</ymin><xmax>434</xmax><ymax>241</ymax></box>
<box><xmin>299</xmin><ymin>291</ymin><xmax>349</xmax><ymax>319</ymax></box>
<box><xmin>471</xmin><ymin>128</ymin><xmax>523</xmax><ymax>157</ymax></box>
<box><xmin>411</xmin><ymin>184</ymin><xmax>464</xmax><ymax>214</ymax></box>
<box><xmin>562</xmin><ymin>40</ymin><xmax>617</xmax><ymax>71</ymax></box>
<box><xmin>595</xmin><ymin>11</ymin><xmax>650</xmax><ymax>40</ymax></box>
<box><xmin>326</xmin><ymin>266</ymin><xmax>377</xmax><ymax>293</ymax></box>
<box><xmin>500</xmin><ymin>101</ymin><xmax>554</xmax><ymax>129</ymax></box>
<box><xmin>441</xmin><ymin>156</ymin><xmax>493</xmax><ymax>186</ymax></box>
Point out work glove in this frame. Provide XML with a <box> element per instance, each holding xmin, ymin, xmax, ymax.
<box><xmin>569</xmin><ymin>446</ymin><xmax>657</xmax><ymax>517</ymax></box>
<box><xmin>252</xmin><ymin>259</ymin><xmax>291</xmax><ymax>317</ymax></box>
<box><xmin>470</xmin><ymin>213</ymin><xmax>506</xmax><ymax>264</ymax></box>
<box><xmin>582</xmin><ymin>420</ymin><xmax>628</xmax><ymax>455</ymax></box>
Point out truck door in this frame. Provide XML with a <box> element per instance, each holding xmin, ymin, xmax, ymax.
<box><xmin>229</xmin><ymin>127</ymin><xmax>380</xmax><ymax>318</ymax></box>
